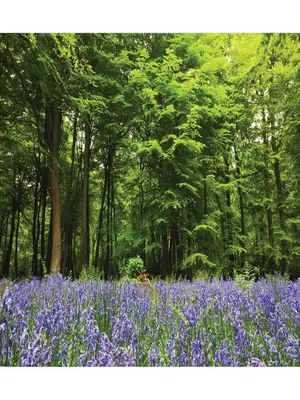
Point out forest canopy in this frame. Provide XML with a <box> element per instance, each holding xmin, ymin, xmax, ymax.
<box><xmin>1</xmin><ymin>33</ymin><xmax>300</xmax><ymax>280</ymax></box>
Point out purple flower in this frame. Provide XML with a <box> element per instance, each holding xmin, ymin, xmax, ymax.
<box><xmin>149</xmin><ymin>345</ymin><xmax>159</xmax><ymax>366</ymax></box>
<box><xmin>249</xmin><ymin>357</ymin><xmax>266</xmax><ymax>367</ymax></box>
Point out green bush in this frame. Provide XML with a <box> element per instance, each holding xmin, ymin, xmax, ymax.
<box><xmin>123</xmin><ymin>256</ymin><xmax>144</xmax><ymax>278</ymax></box>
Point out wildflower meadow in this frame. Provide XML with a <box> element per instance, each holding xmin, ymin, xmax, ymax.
<box><xmin>0</xmin><ymin>275</ymin><xmax>299</xmax><ymax>367</ymax></box>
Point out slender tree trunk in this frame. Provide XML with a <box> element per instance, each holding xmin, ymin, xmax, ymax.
<box><xmin>62</xmin><ymin>114</ymin><xmax>77</xmax><ymax>276</ymax></box>
<box><xmin>111</xmin><ymin>170</ymin><xmax>117</xmax><ymax>278</ymax></box>
<box><xmin>234</xmin><ymin>144</ymin><xmax>246</xmax><ymax>267</ymax></box>
<box><xmin>48</xmin><ymin>100</ymin><xmax>62</xmax><ymax>275</ymax></box>
<box><xmin>73</xmin><ymin>225</ymin><xmax>77</xmax><ymax>279</ymax></box>
<box><xmin>216</xmin><ymin>194</ymin><xmax>227</xmax><ymax>273</ymax></box>
<box><xmin>94</xmin><ymin>160</ymin><xmax>108</xmax><ymax>271</ymax></box>
<box><xmin>46</xmin><ymin>213</ymin><xmax>53</xmax><ymax>274</ymax></box>
<box><xmin>203</xmin><ymin>179</ymin><xmax>208</xmax><ymax>215</ymax></box>
<box><xmin>270</xmin><ymin>116</ymin><xmax>288</xmax><ymax>274</ymax></box>
<box><xmin>0</xmin><ymin>214</ymin><xmax>8</xmax><ymax>251</ymax></box>
<box><xmin>224</xmin><ymin>156</ymin><xmax>234</xmax><ymax>276</ymax></box>
<box><xmin>262</xmin><ymin>115</ymin><xmax>275</xmax><ymax>273</ymax></box>
<box><xmin>1</xmin><ymin>216</ymin><xmax>9</xmax><ymax>274</ymax></box>
<box><xmin>162</xmin><ymin>224</ymin><xmax>170</xmax><ymax>278</ymax></box>
<box><xmin>161</xmin><ymin>159</ymin><xmax>171</xmax><ymax>278</ymax></box>
<box><xmin>139</xmin><ymin>162</ymin><xmax>146</xmax><ymax>265</ymax></box>
<box><xmin>2</xmin><ymin>169</ymin><xmax>17</xmax><ymax>278</ymax></box>
<box><xmin>80</xmin><ymin>118</ymin><xmax>91</xmax><ymax>272</ymax></box>
<box><xmin>105</xmin><ymin>154</ymin><xmax>112</xmax><ymax>280</ymax></box>
<box><xmin>32</xmin><ymin>166</ymin><xmax>40</xmax><ymax>276</ymax></box>
<box><xmin>39</xmin><ymin>106</ymin><xmax>51</xmax><ymax>276</ymax></box>
<box><xmin>40</xmin><ymin>166</ymin><xmax>49</xmax><ymax>274</ymax></box>
<box><xmin>14</xmin><ymin>206</ymin><xmax>21</xmax><ymax>279</ymax></box>
<box><xmin>169</xmin><ymin>221</ymin><xmax>179</xmax><ymax>273</ymax></box>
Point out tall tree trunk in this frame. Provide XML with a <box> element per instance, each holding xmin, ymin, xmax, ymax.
<box><xmin>14</xmin><ymin>206</ymin><xmax>21</xmax><ymax>279</ymax></box>
<box><xmin>161</xmin><ymin>159</ymin><xmax>170</xmax><ymax>278</ymax></box>
<box><xmin>262</xmin><ymin>113</ymin><xmax>275</xmax><ymax>273</ymax></box>
<box><xmin>40</xmin><ymin>105</ymin><xmax>51</xmax><ymax>276</ymax></box>
<box><xmin>270</xmin><ymin>115</ymin><xmax>288</xmax><ymax>274</ymax></box>
<box><xmin>105</xmin><ymin>153</ymin><xmax>112</xmax><ymax>280</ymax></box>
<box><xmin>32</xmin><ymin>165</ymin><xmax>40</xmax><ymax>276</ymax></box>
<box><xmin>94</xmin><ymin>160</ymin><xmax>108</xmax><ymax>271</ymax></box>
<box><xmin>62</xmin><ymin>114</ymin><xmax>77</xmax><ymax>276</ymax></box>
<box><xmin>224</xmin><ymin>156</ymin><xmax>234</xmax><ymax>276</ymax></box>
<box><xmin>111</xmin><ymin>170</ymin><xmax>117</xmax><ymax>278</ymax></box>
<box><xmin>80</xmin><ymin>118</ymin><xmax>91</xmax><ymax>272</ymax></box>
<box><xmin>139</xmin><ymin>162</ymin><xmax>146</xmax><ymax>265</ymax></box>
<box><xmin>234</xmin><ymin>144</ymin><xmax>246</xmax><ymax>267</ymax></box>
<box><xmin>48</xmin><ymin>100</ymin><xmax>61</xmax><ymax>275</ymax></box>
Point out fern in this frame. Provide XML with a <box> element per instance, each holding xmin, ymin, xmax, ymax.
<box><xmin>79</xmin><ymin>265</ymin><xmax>102</xmax><ymax>282</ymax></box>
<box><xmin>193</xmin><ymin>224</ymin><xmax>217</xmax><ymax>235</ymax></box>
<box><xmin>234</xmin><ymin>262</ymin><xmax>259</xmax><ymax>291</ymax></box>
<box><xmin>183</xmin><ymin>252</ymin><xmax>216</xmax><ymax>270</ymax></box>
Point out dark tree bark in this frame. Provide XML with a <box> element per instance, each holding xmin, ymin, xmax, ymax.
<box><xmin>234</xmin><ymin>144</ymin><xmax>246</xmax><ymax>267</ymax></box>
<box><xmin>162</xmin><ymin>223</ymin><xmax>170</xmax><ymax>278</ymax></box>
<box><xmin>62</xmin><ymin>114</ymin><xmax>77</xmax><ymax>276</ymax></box>
<box><xmin>94</xmin><ymin>160</ymin><xmax>108</xmax><ymax>271</ymax></box>
<box><xmin>39</xmin><ymin>105</ymin><xmax>51</xmax><ymax>276</ymax></box>
<box><xmin>270</xmin><ymin>114</ymin><xmax>288</xmax><ymax>274</ymax></box>
<box><xmin>2</xmin><ymin>169</ymin><xmax>17</xmax><ymax>278</ymax></box>
<box><xmin>32</xmin><ymin>159</ymin><xmax>40</xmax><ymax>276</ymax></box>
<box><xmin>262</xmin><ymin>113</ymin><xmax>275</xmax><ymax>273</ymax></box>
<box><xmin>14</xmin><ymin>206</ymin><xmax>21</xmax><ymax>279</ymax></box>
<box><xmin>80</xmin><ymin>118</ymin><xmax>91</xmax><ymax>272</ymax></box>
<box><xmin>224</xmin><ymin>155</ymin><xmax>235</xmax><ymax>276</ymax></box>
<box><xmin>105</xmin><ymin>153</ymin><xmax>112</xmax><ymax>280</ymax></box>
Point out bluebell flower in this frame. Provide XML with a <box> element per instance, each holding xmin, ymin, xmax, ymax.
<box><xmin>249</xmin><ymin>357</ymin><xmax>266</xmax><ymax>367</ymax></box>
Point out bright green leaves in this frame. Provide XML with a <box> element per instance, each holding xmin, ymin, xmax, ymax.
<box><xmin>137</xmin><ymin>139</ymin><xmax>168</xmax><ymax>161</ymax></box>
<box><xmin>183</xmin><ymin>252</ymin><xmax>216</xmax><ymax>270</ymax></box>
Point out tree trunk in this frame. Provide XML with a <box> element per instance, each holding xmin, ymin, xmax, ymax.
<box><xmin>262</xmin><ymin>114</ymin><xmax>275</xmax><ymax>273</ymax></box>
<box><xmin>32</xmin><ymin>167</ymin><xmax>40</xmax><ymax>276</ymax></box>
<box><xmin>48</xmin><ymin>100</ymin><xmax>61</xmax><ymax>275</ymax></box>
<box><xmin>80</xmin><ymin>118</ymin><xmax>91</xmax><ymax>272</ymax></box>
<box><xmin>62</xmin><ymin>114</ymin><xmax>77</xmax><ymax>276</ymax></box>
<box><xmin>224</xmin><ymin>156</ymin><xmax>234</xmax><ymax>276</ymax></box>
<box><xmin>2</xmin><ymin>169</ymin><xmax>17</xmax><ymax>278</ymax></box>
<box><xmin>162</xmin><ymin>224</ymin><xmax>170</xmax><ymax>278</ymax></box>
<box><xmin>105</xmin><ymin>153</ymin><xmax>112</xmax><ymax>280</ymax></box>
<box><xmin>40</xmin><ymin>105</ymin><xmax>51</xmax><ymax>276</ymax></box>
<box><xmin>14</xmin><ymin>206</ymin><xmax>21</xmax><ymax>279</ymax></box>
<box><xmin>94</xmin><ymin>160</ymin><xmax>108</xmax><ymax>271</ymax></box>
<box><xmin>270</xmin><ymin>116</ymin><xmax>288</xmax><ymax>274</ymax></box>
<box><xmin>1</xmin><ymin>216</ymin><xmax>9</xmax><ymax>274</ymax></box>
<box><xmin>233</xmin><ymin>144</ymin><xmax>246</xmax><ymax>267</ymax></box>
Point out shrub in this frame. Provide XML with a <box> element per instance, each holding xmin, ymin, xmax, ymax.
<box><xmin>123</xmin><ymin>256</ymin><xmax>144</xmax><ymax>279</ymax></box>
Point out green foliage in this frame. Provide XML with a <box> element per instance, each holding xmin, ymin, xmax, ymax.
<box><xmin>234</xmin><ymin>262</ymin><xmax>260</xmax><ymax>291</ymax></box>
<box><xmin>121</xmin><ymin>256</ymin><xmax>144</xmax><ymax>279</ymax></box>
<box><xmin>79</xmin><ymin>265</ymin><xmax>102</xmax><ymax>282</ymax></box>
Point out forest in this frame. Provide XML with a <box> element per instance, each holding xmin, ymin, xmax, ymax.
<box><xmin>1</xmin><ymin>33</ymin><xmax>300</xmax><ymax>281</ymax></box>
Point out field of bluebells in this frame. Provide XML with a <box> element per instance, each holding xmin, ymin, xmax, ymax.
<box><xmin>0</xmin><ymin>275</ymin><xmax>299</xmax><ymax>367</ymax></box>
